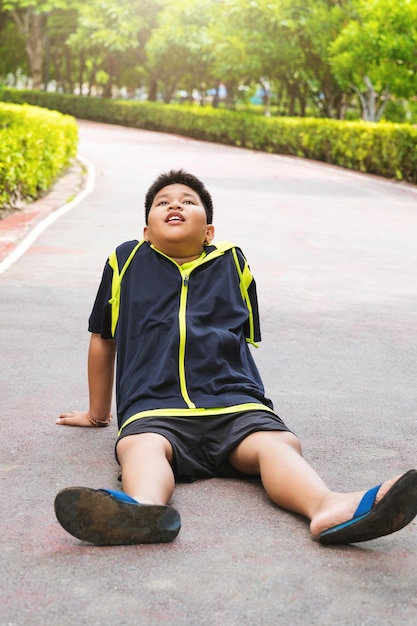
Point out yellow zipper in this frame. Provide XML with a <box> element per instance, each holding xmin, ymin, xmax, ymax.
<box><xmin>178</xmin><ymin>270</ymin><xmax>196</xmax><ymax>408</ymax></box>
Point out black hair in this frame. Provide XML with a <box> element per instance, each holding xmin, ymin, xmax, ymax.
<box><xmin>144</xmin><ymin>169</ymin><xmax>213</xmax><ymax>224</ymax></box>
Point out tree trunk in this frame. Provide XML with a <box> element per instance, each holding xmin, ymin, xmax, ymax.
<box><xmin>147</xmin><ymin>76</ymin><xmax>158</xmax><ymax>101</ymax></box>
<box><xmin>162</xmin><ymin>72</ymin><xmax>181</xmax><ymax>103</ymax></box>
<box><xmin>78</xmin><ymin>51</ymin><xmax>85</xmax><ymax>95</ymax></box>
<box><xmin>12</xmin><ymin>9</ymin><xmax>46</xmax><ymax>90</ymax></box>
<box><xmin>353</xmin><ymin>76</ymin><xmax>390</xmax><ymax>123</ymax></box>
<box><xmin>288</xmin><ymin>89</ymin><xmax>296</xmax><ymax>116</ymax></box>
<box><xmin>224</xmin><ymin>81</ymin><xmax>237</xmax><ymax>110</ymax></box>
<box><xmin>259</xmin><ymin>79</ymin><xmax>271</xmax><ymax>117</ymax></box>
<box><xmin>52</xmin><ymin>48</ymin><xmax>60</xmax><ymax>91</ymax></box>
<box><xmin>102</xmin><ymin>80</ymin><xmax>113</xmax><ymax>98</ymax></box>
<box><xmin>212</xmin><ymin>80</ymin><xmax>221</xmax><ymax>108</ymax></box>
<box><xmin>88</xmin><ymin>63</ymin><xmax>97</xmax><ymax>96</ymax></box>
<box><xmin>103</xmin><ymin>53</ymin><xmax>116</xmax><ymax>98</ymax></box>
<box><xmin>299</xmin><ymin>94</ymin><xmax>306</xmax><ymax>117</ymax></box>
<box><xmin>65</xmin><ymin>47</ymin><xmax>73</xmax><ymax>94</ymax></box>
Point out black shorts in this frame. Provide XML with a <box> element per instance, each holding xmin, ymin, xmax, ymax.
<box><xmin>116</xmin><ymin>410</ymin><xmax>291</xmax><ymax>482</ymax></box>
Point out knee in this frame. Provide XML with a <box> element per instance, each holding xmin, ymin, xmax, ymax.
<box><xmin>280</xmin><ymin>431</ymin><xmax>303</xmax><ymax>455</ymax></box>
<box><xmin>293</xmin><ymin>435</ymin><xmax>302</xmax><ymax>455</ymax></box>
<box><xmin>116</xmin><ymin>432</ymin><xmax>173</xmax><ymax>463</ymax></box>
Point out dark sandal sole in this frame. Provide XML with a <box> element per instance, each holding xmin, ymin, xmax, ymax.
<box><xmin>54</xmin><ymin>487</ymin><xmax>181</xmax><ymax>545</ymax></box>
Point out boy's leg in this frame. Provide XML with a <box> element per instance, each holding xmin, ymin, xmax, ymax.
<box><xmin>228</xmin><ymin>431</ymin><xmax>330</xmax><ymax>523</ymax></box>
<box><xmin>228</xmin><ymin>431</ymin><xmax>417</xmax><ymax>543</ymax></box>
<box><xmin>116</xmin><ymin>432</ymin><xmax>176</xmax><ymax>504</ymax></box>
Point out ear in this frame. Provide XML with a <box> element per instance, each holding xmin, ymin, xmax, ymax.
<box><xmin>205</xmin><ymin>224</ymin><xmax>215</xmax><ymax>244</ymax></box>
<box><xmin>143</xmin><ymin>226</ymin><xmax>149</xmax><ymax>241</ymax></box>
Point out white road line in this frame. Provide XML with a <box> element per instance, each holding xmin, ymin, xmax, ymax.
<box><xmin>0</xmin><ymin>155</ymin><xmax>95</xmax><ymax>275</ymax></box>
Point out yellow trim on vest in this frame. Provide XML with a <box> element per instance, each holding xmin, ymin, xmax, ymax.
<box><xmin>118</xmin><ymin>403</ymin><xmax>275</xmax><ymax>436</ymax></box>
<box><xmin>231</xmin><ymin>248</ymin><xmax>257</xmax><ymax>347</ymax></box>
<box><xmin>108</xmin><ymin>240</ymin><xmax>144</xmax><ymax>336</ymax></box>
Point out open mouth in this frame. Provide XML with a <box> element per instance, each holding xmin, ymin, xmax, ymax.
<box><xmin>166</xmin><ymin>212</ymin><xmax>185</xmax><ymax>223</ymax></box>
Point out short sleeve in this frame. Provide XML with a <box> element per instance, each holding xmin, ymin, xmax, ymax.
<box><xmin>88</xmin><ymin>260</ymin><xmax>113</xmax><ymax>338</ymax></box>
<box><xmin>246</xmin><ymin>278</ymin><xmax>261</xmax><ymax>342</ymax></box>
<box><xmin>235</xmin><ymin>248</ymin><xmax>262</xmax><ymax>343</ymax></box>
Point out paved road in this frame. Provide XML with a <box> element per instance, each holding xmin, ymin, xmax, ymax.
<box><xmin>1</xmin><ymin>120</ymin><xmax>417</xmax><ymax>625</ymax></box>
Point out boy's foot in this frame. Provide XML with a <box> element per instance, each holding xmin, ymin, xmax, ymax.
<box><xmin>315</xmin><ymin>469</ymin><xmax>417</xmax><ymax>545</ymax></box>
<box><xmin>54</xmin><ymin>487</ymin><xmax>181</xmax><ymax>546</ymax></box>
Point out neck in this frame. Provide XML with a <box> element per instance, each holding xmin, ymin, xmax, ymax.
<box><xmin>172</xmin><ymin>252</ymin><xmax>203</xmax><ymax>265</ymax></box>
<box><xmin>148</xmin><ymin>242</ymin><xmax>206</xmax><ymax>265</ymax></box>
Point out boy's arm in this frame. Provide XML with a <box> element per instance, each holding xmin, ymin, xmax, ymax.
<box><xmin>56</xmin><ymin>333</ymin><xmax>116</xmax><ymax>427</ymax></box>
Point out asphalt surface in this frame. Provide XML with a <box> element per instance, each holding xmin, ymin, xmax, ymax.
<box><xmin>1</xmin><ymin>120</ymin><xmax>417</xmax><ymax>626</ymax></box>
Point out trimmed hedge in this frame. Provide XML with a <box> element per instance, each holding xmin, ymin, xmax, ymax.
<box><xmin>1</xmin><ymin>87</ymin><xmax>416</xmax><ymax>184</ymax></box>
<box><xmin>0</xmin><ymin>101</ymin><xmax>78</xmax><ymax>209</ymax></box>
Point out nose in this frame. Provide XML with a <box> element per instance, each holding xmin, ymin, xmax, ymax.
<box><xmin>167</xmin><ymin>201</ymin><xmax>183</xmax><ymax>210</ymax></box>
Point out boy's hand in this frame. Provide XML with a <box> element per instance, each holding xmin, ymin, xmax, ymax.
<box><xmin>56</xmin><ymin>411</ymin><xmax>93</xmax><ymax>427</ymax></box>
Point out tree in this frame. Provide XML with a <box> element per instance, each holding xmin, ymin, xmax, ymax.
<box><xmin>66</xmin><ymin>0</ymin><xmax>142</xmax><ymax>97</ymax></box>
<box><xmin>2</xmin><ymin>0</ymin><xmax>416</xmax><ymax>122</ymax></box>
<box><xmin>207</xmin><ymin>0</ymin><xmax>284</xmax><ymax>111</ymax></box>
<box><xmin>0</xmin><ymin>6</ymin><xmax>28</xmax><ymax>83</ymax></box>
<box><xmin>207</xmin><ymin>0</ymin><xmax>350</xmax><ymax>117</ymax></box>
<box><xmin>65</xmin><ymin>0</ymin><xmax>164</xmax><ymax>97</ymax></box>
<box><xmin>279</xmin><ymin>0</ymin><xmax>352</xmax><ymax>118</ymax></box>
<box><xmin>145</xmin><ymin>0</ymin><xmax>216</xmax><ymax>103</ymax></box>
<box><xmin>42</xmin><ymin>8</ymin><xmax>78</xmax><ymax>92</ymax></box>
<box><xmin>2</xmin><ymin>0</ymin><xmax>73</xmax><ymax>88</ymax></box>
<box><xmin>330</xmin><ymin>0</ymin><xmax>417</xmax><ymax>121</ymax></box>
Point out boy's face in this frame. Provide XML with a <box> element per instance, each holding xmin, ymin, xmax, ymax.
<box><xmin>144</xmin><ymin>183</ymin><xmax>214</xmax><ymax>259</ymax></box>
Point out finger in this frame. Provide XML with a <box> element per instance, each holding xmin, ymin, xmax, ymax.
<box><xmin>56</xmin><ymin>412</ymin><xmax>91</xmax><ymax>427</ymax></box>
<box><xmin>56</xmin><ymin>416</ymin><xmax>70</xmax><ymax>425</ymax></box>
<box><xmin>56</xmin><ymin>416</ymin><xmax>81</xmax><ymax>426</ymax></box>
<box><xmin>59</xmin><ymin>410</ymin><xmax>78</xmax><ymax>419</ymax></box>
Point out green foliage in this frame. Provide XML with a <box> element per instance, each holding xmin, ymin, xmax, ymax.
<box><xmin>67</xmin><ymin>1</ymin><xmax>142</xmax><ymax>52</ymax></box>
<box><xmin>0</xmin><ymin>100</ymin><xmax>78</xmax><ymax>208</ymax></box>
<box><xmin>144</xmin><ymin>0</ymin><xmax>216</xmax><ymax>103</ymax></box>
<box><xmin>1</xmin><ymin>87</ymin><xmax>416</xmax><ymax>185</ymax></box>
<box><xmin>2</xmin><ymin>0</ymin><xmax>417</xmax><ymax>122</ymax></box>
<box><xmin>330</xmin><ymin>0</ymin><xmax>417</xmax><ymax>116</ymax></box>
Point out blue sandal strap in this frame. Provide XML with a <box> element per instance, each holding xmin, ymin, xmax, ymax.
<box><xmin>354</xmin><ymin>484</ymin><xmax>381</xmax><ymax>518</ymax></box>
<box><xmin>99</xmin><ymin>488</ymin><xmax>139</xmax><ymax>504</ymax></box>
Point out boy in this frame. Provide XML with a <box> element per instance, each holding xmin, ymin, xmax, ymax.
<box><xmin>55</xmin><ymin>169</ymin><xmax>417</xmax><ymax>546</ymax></box>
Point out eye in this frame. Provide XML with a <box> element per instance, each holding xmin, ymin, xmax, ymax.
<box><xmin>157</xmin><ymin>200</ymin><xmax>169</xmax><ymax>206</ymax></box>
<box><xmin>184</xmin><ymin>199</ymin><xmax>196</xmax><ymax>205</ymax></box>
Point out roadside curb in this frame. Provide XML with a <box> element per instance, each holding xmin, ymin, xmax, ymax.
<box><xmin>0</xmin><ymin>155</ymin><xmax>95</xmax><ymax>274</ymax></box>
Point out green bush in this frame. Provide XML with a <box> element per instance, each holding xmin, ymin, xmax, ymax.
<box><xmin>1</xmin><ymin>87</ymin><xmax>416</xmax><ymax>184</ymax></box>
<box><xmin>0</xmin><ymin>101</ymin><xmax>78</xmax><ymax>209</ymax></box>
